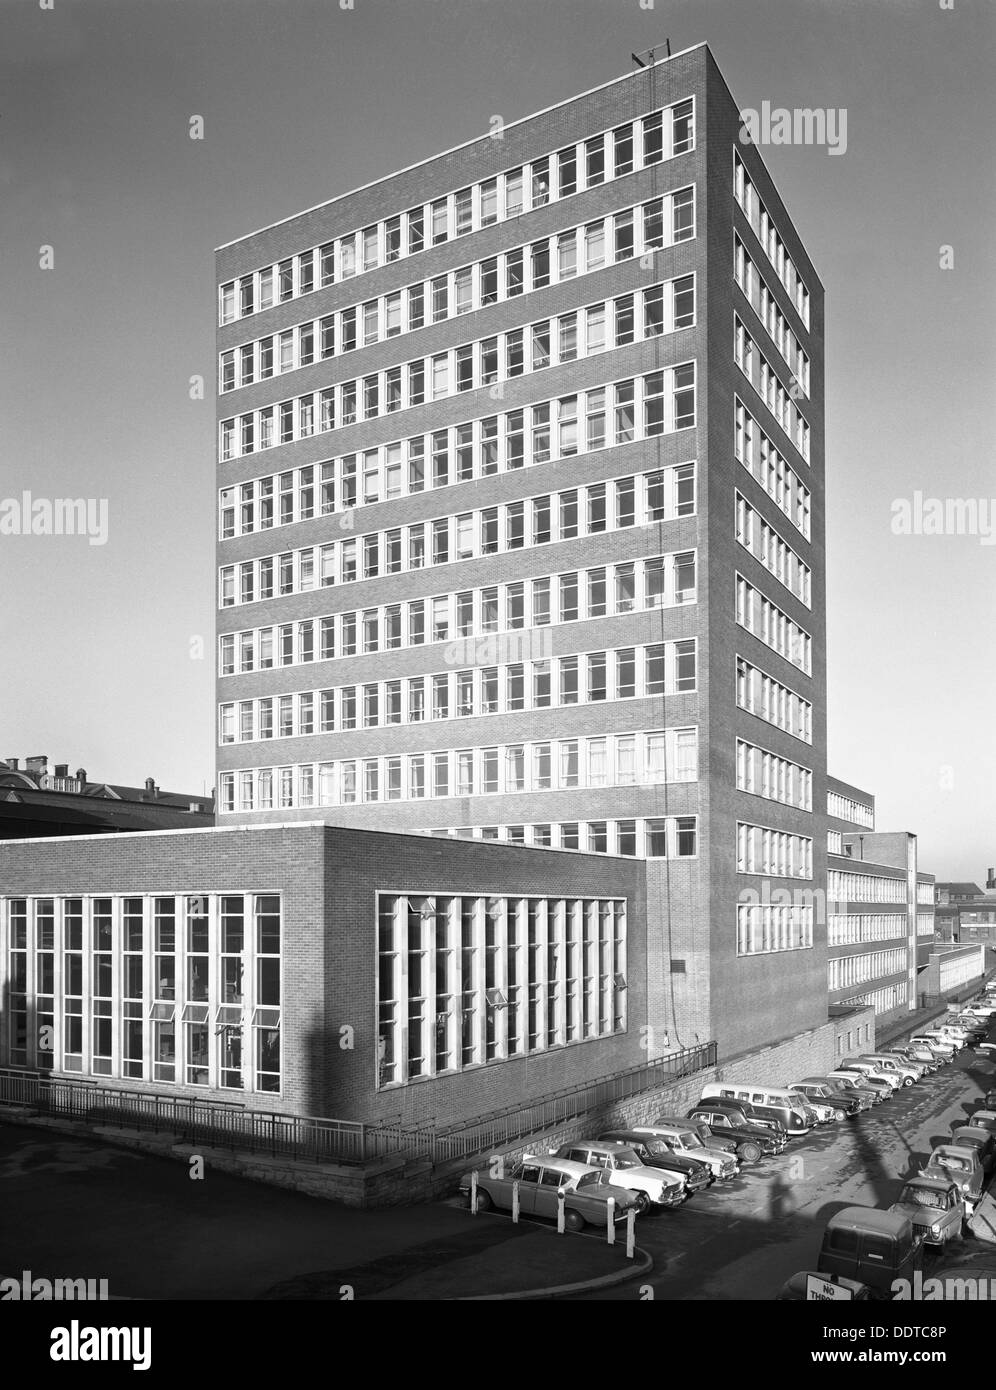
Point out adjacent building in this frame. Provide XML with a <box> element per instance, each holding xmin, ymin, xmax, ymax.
<box><xmin>0</xmin><ymin>755</ymin><xmax>214</xmax><ymax>838</ymax></box>
<box><xmin>935</xmin><ymin>880</ymin><xmax>996</xmax><ymax>948</ymax></box>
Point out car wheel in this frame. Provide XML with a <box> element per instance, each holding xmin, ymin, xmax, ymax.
<box><xmin>739</xmin><ymin>1141</ymin><xmax>763</xmax><ymax>1164</ymax></box>
<box><xmin>833</xmin><ymin>1108</ymin><xmax>847</xmax><ymax>1123</ymax></box>
<box><xmin>903</xmin><ymin>1077</ymin><xmax>914</xmax><ymax>1087</ymax></box>
<box><xmin>474</xmin><ymin>1188</ymin><xmax>493</xmax><ymax>1212</ymax></box>
<box><xmin>633</xmin><ymin>1191</ymin><xmax>651</xmax><ymax>1214</ymax></box>
<box><xmin>565</xmin><ymin>1209</ymin><xmax>586</xmax><ymax>1233</ymax></box>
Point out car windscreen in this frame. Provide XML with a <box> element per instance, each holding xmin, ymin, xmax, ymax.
<box><xmin>677</xmin><ymin>1131</ymin><xmax>703</xmax><ymax>1148</ymax></box>
<box><xmin>575</xmin><ymin>1173</ymin><xmax>602</xmax><ymax>1190</ymax></box>
<box><xmin>640</xmin><ymin>1138</ymin><xmax>672</xmax><ymax>1155</ymax></box>
<box><xmin>932</xmin><ymin>1153</ymin><xmax>968</xmax><ymax>1171</ymax></box>
<box><xmin>901</xmin><ymin>1186</ymin><xmax>943</xmax><ymax>1209</ymax></box>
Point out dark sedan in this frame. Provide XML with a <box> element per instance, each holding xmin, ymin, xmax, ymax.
<box><xmin>597</xmin><ymin>1129</ymin><xmax>712</xmax><ymax>1194</ymax></box>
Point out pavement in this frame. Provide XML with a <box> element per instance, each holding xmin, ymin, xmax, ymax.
<box><xmin>0</xmin><ymin>1119</ymin><xmax>648</xmax><ymax>1301</ymax></box>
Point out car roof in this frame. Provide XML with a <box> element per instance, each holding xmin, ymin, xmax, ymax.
<box><xmin>930</xmin><ymin>1144</ymin><xmax>977</xmax><ymax>1160</ymax></box>
<box><xmin>521</xmin><ymin>1155</ymin><xmax>591</xmax><ymax>1177</ymax></box>
<box><xmin>952</xmin><ymin>1126</ymin><xmax>990</xmax><ymax>1140</ymax></box>
<box><xmin>970</xmin><ymin>1110</ymin><xmax>996</xmax><ymax>1121</ymax></box>
<box><xmin>900</xmin><ymin>1175</ymin><xmax>954</xmax><ymax>1192</ymax></box>
<box><xmin>828</xmin><ymin>1206</ymin><xmax>913</xmax><ymax>1236</ymax></box>
<box><xmin>563</xmin><ymin>1140</ymin><xmax>637</xmax><ymax>1156</ymax></box>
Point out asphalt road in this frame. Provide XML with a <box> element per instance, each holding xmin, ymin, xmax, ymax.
<box><xmin>577</xmin><ymin>1046</ymin><xmax>996</xmax><ymax>1300</ymax></box>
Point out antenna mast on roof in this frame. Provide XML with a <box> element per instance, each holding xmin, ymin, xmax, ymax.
<box><xmin>632</xmin><ymin>39</ymin><xmax>671</xmax><ymax>69</ymax></box>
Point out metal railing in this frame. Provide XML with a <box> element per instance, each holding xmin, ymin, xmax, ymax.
<box><xmin>396</xmin><ymin>1040</ymin><xmax>718</xmax><ymax>1165</ymax></box>
<box><xmin>0</xmin><ymin>1039</ymin><xmax>716</xmax><ymax>1169</ymax></box>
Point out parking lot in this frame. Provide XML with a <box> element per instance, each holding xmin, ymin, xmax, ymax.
<box><xmin>569</xmin><ymin>1043</ymin><xmax>996</xmax><ymax>1299</ymax></box>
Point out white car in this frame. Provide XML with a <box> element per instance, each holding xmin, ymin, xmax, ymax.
<box><xmin>550</xmin><ymin>1141</ymin><xmax>686</xmax><ymax>1210</ymax></box>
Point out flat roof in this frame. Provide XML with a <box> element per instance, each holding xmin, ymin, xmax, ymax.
<box><xmin>215</xmin><ymin>43</ymin><xmax>708</xmax><ymax>251</ymax></box>
<box><xmin>0</xmin><ymin>818</ymin><xmax>634</xmax><ymax>863</ymax></box>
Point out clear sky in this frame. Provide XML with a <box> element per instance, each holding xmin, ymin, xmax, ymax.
<box><xmin>1</xmin><ymin>0</ymin><xmax>993</xmax><ymax>877</ymax></box>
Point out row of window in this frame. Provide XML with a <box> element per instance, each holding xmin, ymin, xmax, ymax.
<box><xmin>219</xmin><ymin>410</ymin><xmax>695</xmax><ymax>533</ymax></box>
<box><xmin>218</xmin><ymin>727</ymin><xmax>699</xmax><ymax>813</ymax></box>
<box><xmin>828</xmin><ymin>870</ymin><xmax>905</xmax><ymax>904</ymax></box>
<box><xmin>734</xmin><ymin>317</ymin><xmax>810</xmax><ymax>463</ymax></box>
<box><xmin>218</xmin><ymin>640</ymin><xmax>697</xmax><ymax>744</ymax></box>
<box><xmin>219</xmin><ymin>191</ymin><xmax>695</xmax><ymax>390</ymax></box>
<box><xmin>735</xmin><ymin>398</ymin><xmax>811</xmax><ymax>541</ymax></box>
<box><xmin>435</xmin><ymin>816</ymin><xmax>697</xmax><ymax>860</ymax></box>
<box><xmin>218</xmin><ymin>463</ymin><xmax>694</xmax><ymax>610</ymax></box>
<box><xmin>916</xmin><ymin>914</ymin><xmax>935</xmax><ymax>935</ymax></box>
<box><xmin>735</xmin><ymin>821</ymin><xmax>814</xmax><ymax>879</ymax></box>
<box><xmin>219</xmin><ymin>313</ymin><xmax>698</xmax><ymax>461</ymax></box>
<box><xmin>826</xmin><ymin>790</ymin><xmax>875</xmax><ymax>828</ymax></box>
<box><xmin>735</xmin><ymin>655</ymin><xmax>812</xmax><ymax>745</ymax></box>
<box><xmin>736</xmin><ymin>904</ymin><xmax>814</xmax><ymax>956</ymax></box>
<box><xmin>735</xmin><ymin>738</ymin><xmax>812</xmax><ymax>812</ymax></box>
<box><xmin>376</xmin><ymin>891</ymin><xmax>628</xmax><ymax>1085</ymax></box>
<box><xmin>219</xmin><ymin>100</ymin><xmax>695</xmax><ymax>324</ymax></box>
<box><xmin>735</xmin><ymin>493</ymin><xmax>811</xmax><ymax>607</ymax></box>
<box><xmin>916</xmin><ymin>883</ymin><xmax>935</xmax><ymax>905</ymax></box>
<box><xmin>735</xmin><ymin>574</ymin><xmax>812</xmax><ymax>676</ymax></box>
<box><xmin>828</xmin><ymin>913</ymin><xmax>909</xmax><ymax>946</ymax></box>
<box><xmin>829</xmin><ymin>948</ymin><xmax>907</xmax><ymax>992</ymax></box>
<box><xmin>218</xmin><ymin>549</ymin><xmax>696</xmax><ymax>676</ymax></box>
<box><xmin>842</xmin><ymin>981</ymin><xmax>908</xmax><ymax>1018</ymax></box>
<box><xmin>3</xmin><ymin>895</ymin><xmax>280</xmax><ymax>1092</ymax></box>
<box><xmin>733</xmin><ymin>149</ymin><xmax>810</xmax><ymax>328</ymax></box>
<box><xmin>827</xmin><ymin>830</ymin><xmax>843</xmax><ymax>855</ymax></box>
<box><xmin>734</xmin><ymin>233</ymin><xmax>810</xmax><ymax>394</ymax></box>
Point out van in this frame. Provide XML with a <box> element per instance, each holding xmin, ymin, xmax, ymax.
<box><xmin>700</xmin><ymin>1082</ymin><xmax>811</xmax><ymax>1136</ymax></box>
<box><xmin>817</xmin><ymin>1206</ymin><xmax>923</xmax><ymax>1298</ymax></box>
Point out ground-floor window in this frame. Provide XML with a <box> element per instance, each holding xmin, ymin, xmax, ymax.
<box><xmin>0</xmin><ymin>894</ymin><xmax>281</xmax><ymax>1095</ymax></box>
<box><xmin>376</xmin><ymin>891</ymin><xmax>626</xmax><ymax>1088</ymax></box>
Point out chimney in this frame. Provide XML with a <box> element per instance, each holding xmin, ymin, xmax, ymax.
<box><xmin>75</xmin><ymin>767</ymin><xmax>87</xmax><ymax>784</ymax></box>
<box><xmin>54</xmin><ymin>763</ymin><xmax>69</xmax><ymax>778</ymax></box>
<box><xmin>144</xmin><ymin>777</ymin><xmax>158</xmax><ymax>799</ymax></box>
<box><xmin>25</xmin><ymin>755</ymin><xmax>48</xmax><ymax>776</ymax></box>
<box><xmin>4</xmin><ymin>757</ymin><xmax>18</xmax><ymax>771</ymax></box>
<box><xmin>987</xmin><ymin>868</ymin><xmax>996</xmax><ymax>889</ymax></box>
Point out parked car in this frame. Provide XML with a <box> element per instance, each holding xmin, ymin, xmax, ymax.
<box><xmin>923</xmin><ymin>1144</ymin><xmax>987</xmax><ymax>1213</ymax></box>
<box><xmin>690</xmin><ymin>1095</ymin><xmax>788</xmax><ymax>1143</ymax></box>
<box><xmin>685</xmin><ymin>1104</ymin><xmax>784</xmax><ymax>1161</ymax></box>
<box><xmin>634</xmin><ymin>1123</ymin><xmax>740</xmax><ymax>1180</ymax></box>
<box><xmin>953</xmin><ymin>1015</ymin><xmax>988</xmax><ymax>1038</ymax></box>
<box><xmin>986</xmin><ymin>1089</ymin><xmax>996</xmax><ymax>1111</ymax></box>
<box><xmin>966</xmin><ymin>1109</ymin><xmax>996</xmax><ymax>1137</ymax></box>
<box><xmin>949</xmin><ymin>1126</ymin><xmax>996</xmax><ymax>1176</ymax></box>
<box><xmin>856</xmin><ymin>1054</ymin><xmax>919</xmax><ymax>1087</ymax></box>
<box><xmin>698</xmin><ymin>1082</ymin><xmax>811</xmax><ymax>1136</ymax></box>
<box><xmin>883</xmin><ymin>1045</ymin><xmax>927</xmax><ymax>1078</ymax></box>
<box><xmin>595</xmin><ymin>1130</ymin><xmax>712</xmax><ymax>1195</ymax></box>
<box><xmin>550</xmin><ymin>1141</ymin><xmax>686</xmax><ymax>1210</ymax></box>
<box><xmin>652</xmin><ymin>1113</ymin><xmax>739</xmax><ymax>1156</ymax></box>
<box><xmin>909</xmin><ymin>1034</ymin><xmax>957</xmax><ymax>1061</ymax></box>
<box><xmin>458</xmin><ymin>1155</ymin><xmax>643</xmax><ymax>1230</ymax></box>
<box><xmin>889</xmin><ymin>1176</ymin><xmax>967</xmax><ymax>1247</ymax></box>
<box><xmin>827</xmin><ymin>1067</ymin><xmax>893</xmax><ymax>1102</ymax></box>
<box><xmin>839</xmin><ymin>1059</ymin><xmax>902</xmax><ymax>1092</ymax></box>
<box><xmin>815</xmin><ymin>1206</ymin><xmax>924</xmax><ymax>1299</ymax></box>
<box><xmin>788</xmin><ymin>1081</ymin><xmax>859</xmax><ymax>1121</ymax></box>
<box><xmin>894</xmin><ymin>1044</ymin><xmax>940</xmax><ymax>1071</ymax></box>
<box><xmin>818</xmin><ymin>1073</ymin><xmax>880</xmax><ymax>1108</ymax></box>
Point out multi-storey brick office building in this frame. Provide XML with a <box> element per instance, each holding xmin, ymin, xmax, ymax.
<box><xmin>213</xmin><ymin>41</ymin><xmax>828</xmax><ymax>1060</ymax></box>
<box><xmin>826</xmin><ymin>775</ymin><xmax>938</xmax><ymax>1026</ymax></box>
